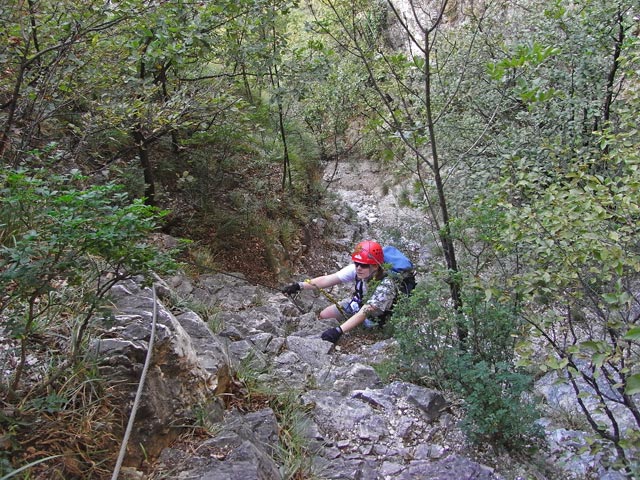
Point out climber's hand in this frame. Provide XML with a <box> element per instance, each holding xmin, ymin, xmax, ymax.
<box><xmin>282</xmin><ymin>282</ymin><xmax>301</xmax><ymax>295</ymax></box>
<box><xmin>321</xmin><ymin>326</ymin><xmax>343</xmax><ymax>344</ymax></box>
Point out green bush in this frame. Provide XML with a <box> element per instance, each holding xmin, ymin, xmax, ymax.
<box><xmin>390</xmin><ymin>284</ymin><xmax>542</xmax><ymax>450</ymax></box>
<box><xmin>0</xmin><ymin>166</ymin><xmax>177</xmax><ymax>396</ymax></box>
<box><xmin>455</xmin><ymin>359</ymin><xmax>543</xmax><ymax>449</ymax></box>
<box><xmin>390</xmin><ymin>284</ymin><xmax>460</xmax><ymax>386</ymax></box>
<box><xmin>0</xmin><ymin>165</ymin><xmax>180</xmax><ymax>477</ymax></box>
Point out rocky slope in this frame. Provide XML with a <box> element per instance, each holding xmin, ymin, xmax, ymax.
<box><xmin>96</xmin><ymin>158</ymin><xmax>628</xmax><ymax>480</ymax></box>
<box><xmin>101</xmin><ymin>273</ymin><xmax>512</xmax><ymax>480</ymax></box>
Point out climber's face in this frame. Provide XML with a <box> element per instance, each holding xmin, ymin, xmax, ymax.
<box><xmin>355</xmin><ymin>262</ymin><xmax>377</xmax><ymax>280</ymax></box>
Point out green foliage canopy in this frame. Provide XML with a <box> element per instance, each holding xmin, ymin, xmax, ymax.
<box><xmin>0</xmin><ymin>163</ymin><xmax>177</xmax><ymax>396</ymax></box>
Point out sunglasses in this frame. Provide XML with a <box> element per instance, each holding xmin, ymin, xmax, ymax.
<box><xmin>354</xmin><ymin>262</ymin><xmax>372</xmax><ymax>269</ymax></box>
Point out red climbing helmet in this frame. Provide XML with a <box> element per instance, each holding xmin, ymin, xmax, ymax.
<box><xmin>351</xmin><ymin>240</ymin><xmax>384</xmax><ymax>265</ymax></box>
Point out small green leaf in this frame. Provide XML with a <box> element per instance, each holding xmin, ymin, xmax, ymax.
<box><xmin>623</xmin><ymin>327</ymin><xmax>640</xmax><ymax>341</ymax></box>
<box><xmin>592</xmin><ymin>353</ymin><xmax>607</xmax><ymax>368</ymax></box>
<box><xmin>603</xmin><ymin>293</ymin><xmax>622</xmax><ymax>305</ymax></box>
<box><xmin>580</xmin><ymin>340</ymin><xmax>602</xmax><ymax>351</ymax></box>
<box><xmin>546</xmin><ymin>357</ymin><xmax>568</xmax><ymax>370</ymax></box>
<box><xmin>624</xmin><ymin>374</ymin><xmax>640</xmax><ymax>395</ymax></box>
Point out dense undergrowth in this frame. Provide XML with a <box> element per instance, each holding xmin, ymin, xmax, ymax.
<box><xmin>2</xmin><ymin>0</ymin><xmax>639</xmax><ymax>477</ymax></box>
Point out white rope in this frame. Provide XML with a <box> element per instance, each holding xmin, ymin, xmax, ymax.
<box><xmin>111</xmin><ymin>284</ymin><xmax>158</xmax><ymax>480</ymax></box>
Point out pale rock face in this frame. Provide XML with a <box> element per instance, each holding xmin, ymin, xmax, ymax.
<box><xmin>97</xmin><ymin>271</ymin><xmax>503</xmax><ymax>480</ymax></box>
<box><xmin>91</xmin><ymin>278</ymin><xmax>230</xmax><ymax>464</ymax></box>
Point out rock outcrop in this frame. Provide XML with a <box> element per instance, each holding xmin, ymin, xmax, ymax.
<box><xmin>91</xmin><ymin>278</ymin><xmax>229</xmax><ymax>465</ymax></box>
<box><xmin>96</xmin><ymin>271</ymin><xmax>506</xmax><ymax>479</ymax></box>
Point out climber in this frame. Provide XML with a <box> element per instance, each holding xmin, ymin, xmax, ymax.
<box><xmin>281</xmin><ymin>240</ymin><xmax>397</xmax><ymax>344</ymax></box>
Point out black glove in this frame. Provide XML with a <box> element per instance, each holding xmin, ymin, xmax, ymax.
<box><xmin>321</xmin><ymin>326</ymin><xmax>343</xmax><ymax>344</ymax></box>
<box><xmin>282</xmin><ymin>282</ymin><xmax>301</xmax><ymax>295</ymax></box>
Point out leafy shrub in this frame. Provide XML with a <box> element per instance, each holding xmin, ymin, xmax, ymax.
<box><xmin>455</xmin><ymin>359</ymin><xmax>542</xmax><ymax>449</ymax></box>
<box><xmin>390</xmin><ymin>284</ymin><xmax>460</xmax><ymax>386</ymax></box>
<box><xmin>0</xmin><ymin>165</ymin><xmax>180</xmax><ymax>477</ymax></box>
<box><xmin>0</xmin><ymin>167</ymin><xmax>177</xmax><ymax>392</ymax></box>
<box><xmin>391</xmin><ymin>283</ymin><xmax>542</xmax><ymax>450</ymax></box>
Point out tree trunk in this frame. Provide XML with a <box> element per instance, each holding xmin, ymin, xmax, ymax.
<box><xmin>132</xmin><ymin>127</ymin><xmax>156</xmax><ymax>206</ymax></box>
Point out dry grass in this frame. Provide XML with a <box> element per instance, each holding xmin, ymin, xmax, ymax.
<box><xmin>4</xmin><ymin>379</ymin><xmax>125</xmax><ymax>479</ymax></box>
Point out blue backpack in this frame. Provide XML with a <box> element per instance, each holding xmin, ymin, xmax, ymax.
<box><xmin>383</xmin><ymin>246</ymin><xmax>417</xmax><ymax>296</ymax></box>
